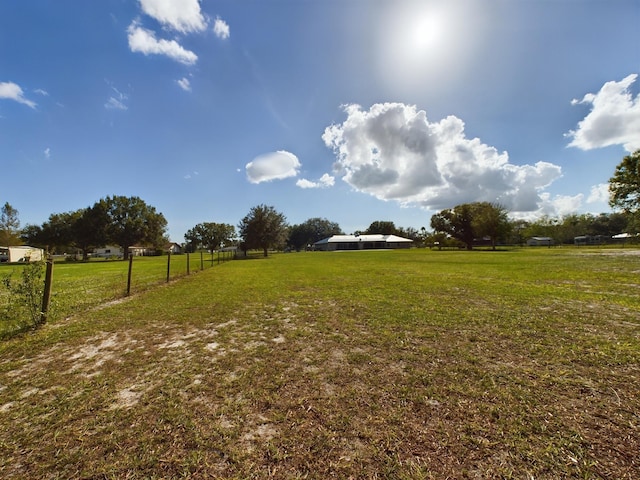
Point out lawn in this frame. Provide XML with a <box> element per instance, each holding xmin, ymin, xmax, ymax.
<box><xmin>0</xmin><ymin>248</ymin><xmax>638</xmax><ymax>479</ymax></box>
<box><xmin>0</xmin><ymin>252</ymin><xmax>230</xmax><ymax>337</ymax></box>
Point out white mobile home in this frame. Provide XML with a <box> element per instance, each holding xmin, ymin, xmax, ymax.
<box><xmin>0</xmin><ymin>246</ymin><xmax>44</xmax><ymax>263</ymax></box>
<box><xmin>313</xmin><ymin>234</ymin><xmax>413</xmax><ymax>251</ymax></box>
<box><xmin>93</xmin><ymin>246</ymin><xmax>124</xmax><ymax>258</ymax></box>
<box><xmin>526</xmin><ymin>236</ymin><xmax>554</xmax><ymax>247</ymax></box>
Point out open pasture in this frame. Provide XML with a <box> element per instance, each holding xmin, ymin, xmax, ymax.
<box><xmin>0</xmin><ymin>248</ymin><xmax>638</xmax><ymax>478</ymax></box>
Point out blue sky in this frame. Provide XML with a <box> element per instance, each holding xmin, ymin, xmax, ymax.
<box><xmin>1</xmin><ymin>0</ymin><xmax>639</xmax><ymax>242</ymax></box>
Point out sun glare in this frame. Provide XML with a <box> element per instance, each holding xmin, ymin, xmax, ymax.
<box><xmin>410</xmin><ymin>13</ymin><xmax>443</xmax><ymax>53</ymax></box>
<box><xmin>376</xmin><ymin>1</ymin><xmax>475</xmax><ymax>95</ymax></box>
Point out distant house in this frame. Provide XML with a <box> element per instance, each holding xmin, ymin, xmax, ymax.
<box><xmin>0</xmin><ymin>246</ymin><xmax>44</xmax><ymax>263</ymax></box>
<box><xmin>166</xmin><ymin>242</ymin><xmax>183</xmax><ymax>254</ymax></box>
<box><xmin>526</xmin><ymin>236</ymin><xmax>554</xmax><ymax>247</ymax></box>
<box><xmin>93</xmin><ymin>245</ymin><xmax>123</xmax><ymax>258</ymax></box>
<box><xmin>313</xmin><ymin>234</ymin><xmax>413</xmax><ymax>251</ymax></box>
<box><xmin>612</xmin><ymin>232</ymin><xmax>638</xmax><ymax>244</ymax></box>
<box><xmin>129</xmin><ymin>246</ymin><xmax>155</xmax><ymax>256</ymax></box>
<box><xmin>574</xmin><ymin>235</ymin><xmax>608</xmax><ymax>246</ymax></box>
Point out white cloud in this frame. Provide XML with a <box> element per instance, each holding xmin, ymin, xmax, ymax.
<box><xmin>0</xmin><ymin>81</ymin><xmax>36</xmax><ymax>108</ymax></box>
<box><xmin>567</xmin><ymin>74</ymin><xmax>640</xmax><ymax>153</ymax></box>
<box><xmin>34</xmin><ymin>88</ymin><xmax>49</xmax><ymax>96</ymax></box>
<box><xmin>323</xmin><ymin>103</ymin><xmax>563</xmax><ymax>214</ymax></box>
<box><xmin>105</xmin><ymin>86</ymin><xmax>128</xmax><ymax>110</ymax></box>
<box><xmin>297</xmin><ymin>173</ymin><xmax>335</xmax><ymax>189</ymax></box>
<box><xmin>246</xmin><ymin>151</ymin><xmax>301</xmax><ymax>184</ymax></box>
<box><xmin>44</xmin><ymin>147</ymin><xmax>51</xmax><ymax>159</ymax></box>
<box><xmin>127</xmin><ymin>21</ymin><xmax>198</xmax><ymax>65</ymax></box>
<box><xmin>213</xmin><ymin>16</ymin><xmax>230</xmax><ymax>39</ymax></box>
<box><xmin>177</xmin><ymin>77</ymin><xmax>191</xmax><ymax>91</ymax></box>
<box><xmin>538</xmin><ymin>193</ymin><xmax>585</xmax><ymax>218</ymax></box>
<box><xmin>138</xmin><ymin>0</ymin><xmax>207</xmax><ymax>33</ymax></box>
<box><xmin>587</xmin><ymin>183</ymin><xmax>610</xmax><ymax>204</ymax></box>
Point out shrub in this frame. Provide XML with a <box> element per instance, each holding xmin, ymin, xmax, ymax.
<box><xmin>1</xmin><ymin>261</ymin><xmax>45</xmax><ymax>336</ymax></box>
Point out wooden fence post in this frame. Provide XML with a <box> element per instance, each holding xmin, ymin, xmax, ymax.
<box><xmin>200</xmin><ymin>251</ymin><xmax>204</xmax><ymax>271</ymax></box>
<box><xmin>186</xmin><ymin>252</ymin><xmax>190</xmax><ymax>275</ymax></box>
<box><xmin>40</xmin><ymin>258</ymin><xmax>54</xmax><ymax>325</ymax></box>
<box><xmin>166</xmin><ymin>251</ymin><xmax>171</xmax><ymax>282</ymax></box>
<box><xmin>126</xmin><ymin>254</ymin><xmax>134</xmax><ymax>296</ymax></box>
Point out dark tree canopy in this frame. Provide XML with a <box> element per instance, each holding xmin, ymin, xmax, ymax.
<box><xmin>364</xmin><ymin>220</ymin><xmax>400</xmax><ymax>236</ymax></box>
<box><xmin>287</xmin><ymin>217</ymin><xmax>343</xmax><ymax>251</ymax></box>
<box><xmin>184</xmin><ymin>222</ymin><xmax>236</xmax><ymax>252</ymax></box>
<box><xmin>431</xmin><ymin>203</ymin><xmax>475</xmax><ymax>250</ymax></box>
<box><xmin>98</xmin><ymin>195</ymin><xmax>168</xmax><ymax>259</ymax></box>
<box><xmin>471</xmin><ymin>203</ymin><xmax>512</xmax><ymax>250</ymax></box>
<box><xmin>430</xmin><ymin>202</ymin><xmax>511</xmax><ymax>250</ymax></box>
<box><xmin>609</xmin><ymin>150</ymin><xmax>640</xmax><ymax>215</ymax></box>
<box><xmin>0</xmin><ymin>202</ymin><xmax>21</xmax><ymax>246</ymax></box>
<box><xmin>238</xmin><ymin>205</ymin><xmax>288</xmax><ymax>257</ymax></box>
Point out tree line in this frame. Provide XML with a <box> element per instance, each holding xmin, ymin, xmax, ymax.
<box><xmin>6</xmin><ymin>196</ymin><xmax>167</xmax><ymax>260</ymax></box>
<box><xmin>2</xmin><ymin>150</ymin><xmax>639</xmax><ymax>256</ymax></box>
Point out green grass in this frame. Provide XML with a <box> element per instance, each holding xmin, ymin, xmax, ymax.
<box><xmin>0</xmin><ymin>248</ymin><xmax>638</xmax><ymax>478</ymax></box>
<box><xmin>0</xmin><ymin>253</ymin><xmax>229</xmax><ymax>336</ymax></box>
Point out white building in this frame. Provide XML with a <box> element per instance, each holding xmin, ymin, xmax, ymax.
<box><xmin>0</xmin><ymin>246</ymin><xmax>44</xmax><ymax>263</ymax></box>
<box><xmin>93</xmin><ymin>245</ymin><xmax>124</xmax><ymax>258</ymax></box>
<box><xmin>313</xmin><ymin>234</ymin><xmax>413</xmax><ymax>251</ymax></box>
<box><xmin>526</xmin><ymin>236</ymin><xmax>554</xmax><ymax>247</ymax></box>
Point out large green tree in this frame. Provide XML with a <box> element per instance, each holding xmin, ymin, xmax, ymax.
<box><xmin>98</xmin><ymin>196</ymin><xmax>168</xmax><ymax>259</ymax></box>
<box><xmin>22</xmin><ymin>204</ymin><xmax>109</xmax><ymax>259</ymax></box>
<box><xmin>430</xmin><ymin>203</ymin><xmax>475</xmax><ymax>250</ymax></box>
<box><xmin>364</xmin><ymin>220</ymin><xmax>400</xmax><ymax>236</ymax></box>
<box><xmin>0</xmin><ymin>202</ymin><xmax>21</xmax><ymax>246</ymax></box>
<box><xmin>430</xmin><ymin>202</ymin><xmax>511</xmax><ymax>250</ymax></box>
<box><xmin>184</xmin><ymin>222</ymin><xmax>236</xmax><ymax>253</ymax></box>
<box><xmin>287</xmin><ymin>217</ymin><xmax>343</xmax><ymax>251</ymax></box>
<box><xmin>238</xmin><ymin>204</ymin><xmax>288</xmax><ymax>257</ymax></box>
<box><xmin>471</xmin><ymin>203</ymin><xmax>512</xmax><ymax>250</ymax></box>
<box><xmin>609</xmin><ymin>150</ymin><xmax>640</xmax><ymax>223</ymax></box>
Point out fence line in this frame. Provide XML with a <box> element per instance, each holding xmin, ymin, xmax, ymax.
<box><xmin>0</xmin><ymin>250</ymin><xmax>236</xmax><ymax>338</ymax></box>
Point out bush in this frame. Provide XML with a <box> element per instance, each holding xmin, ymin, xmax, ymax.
<box><xmin>1</xmin><ymin>262</ymin><xmax>45</xmax><ymax>336</ymax></box>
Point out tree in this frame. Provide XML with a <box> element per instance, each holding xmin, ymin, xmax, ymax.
<box><xmin>21</xmin><ymin>205</ymin><xmax>109</xmax><ymax>259</ymax></box>
<box><xmin>471</xmin><ymin>203</ymin><xmax>511</xmax><ymax>250</ymax></box>
<box><xmin>588</xmin><ymin>212</ymin><xmax>627</xmax><ymax>237</ymax></box>
<box><xmin>73</xmin><ymin>203</ymin><xmax>111</xmax><ymax>260</ymax></box>
<box><xmin>184</xmin><ymin>222</ymin><xmax>236</xmax><ymax>252</ymax></box>
<box><xmin>287</xmin><ymin>217</ymin><xmax>343</xmax><ymax>251</ymax></box>
<box><xmin>0</xmin><ymin>202</ymin><xmax>21</xmax><ymax>246</ymax></box>
<box><xmin>430</xmin><ymin>202</ymin><xmax>511</xmax><ymax>250</ymax></box>
<box><xmin>364</xmin><ymin>220</ymin><xmax>399</xmax><ymax>235</ymax></box>
<box><xmin>238</xmin><ymin>204</ymin><xmax>288</xmax><ymax>257</ymax></box>
<box><xmin>20</xmin><ymin>224</ymin><xmax>45</xmax><ymax>248</ymax></box>
<box><xmin>431</xmin><ymin>203</ymin><xmax>475</xmax><ymax>250</ymax></box>
<box><xmin>98</xmin><ymin>196</ymin><xmax>168</xmax><ymax>259</ymax></box>
<box><xmin>609</xmin><ymin>149</ymin><xmax>640</xmax><ymax>216</ymax></box>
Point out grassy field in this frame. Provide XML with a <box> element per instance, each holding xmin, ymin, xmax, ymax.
<box><xmin>0</xmin><ymin>252</ymin><xmax>231</xmax><ymax>337</ymax></box>
<box><xmin>0</xmin><ymin>248</ymin><xmax>638</xmax><ymax>479</ymax></box>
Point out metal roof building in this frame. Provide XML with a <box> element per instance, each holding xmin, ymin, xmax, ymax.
<box><xmin>313</xmin><ymin>234</ymin><xmax>413</xmax><ymax>251</ymax></box>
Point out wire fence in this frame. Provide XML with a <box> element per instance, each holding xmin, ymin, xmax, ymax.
<box><xmin>0</xmin><ymin>250</ymin><xmax>236</xmax><ymax>339</ymax></box>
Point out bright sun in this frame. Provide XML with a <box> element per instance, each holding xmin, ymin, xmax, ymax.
<box><xmin>409</xmin><ymin>13</ymin><xmax>443</xmax><ymax>52</ymax></box>
<box><xmin>376</xmin><ymin>3</ymin><xmax>460</xmax><ymax>94</ymax></box>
